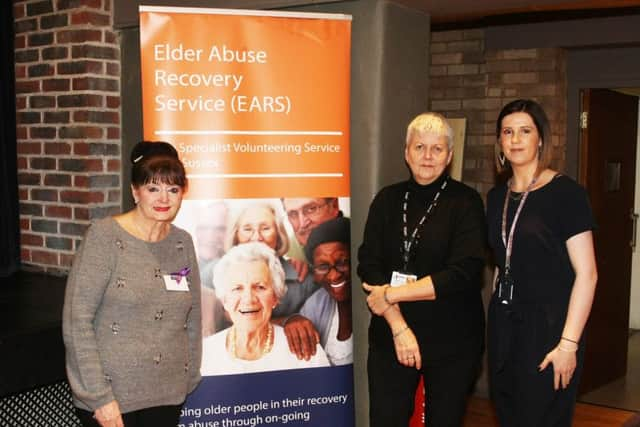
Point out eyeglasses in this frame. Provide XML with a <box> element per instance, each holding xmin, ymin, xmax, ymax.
<box><xmin>286</xmin><ymin>201</ymin><xmax>328</xmax><ymax>224</ymax></box>
<box><xmin>312</xmin><ymin>259</ymin><xmax>350</xmax><ymax>276</ymax></box>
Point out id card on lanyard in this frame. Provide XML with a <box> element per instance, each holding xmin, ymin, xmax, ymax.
<box><xmin>497</xmin><ymin>176</ymin><xmax>537</xmax><ymax>304</ymax></box>
<box><xmin>396</xmin><ymin>176</ymin><xmax>448</xmax><ymax>286</ymax></box>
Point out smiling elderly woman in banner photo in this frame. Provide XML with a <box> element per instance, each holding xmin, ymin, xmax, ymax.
<box><xmin>200</xmin><ymin>242</ymin><xmax>330</xmax><ymax>376</ymax></box>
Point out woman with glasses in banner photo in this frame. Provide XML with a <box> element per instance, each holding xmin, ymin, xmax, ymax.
<box><xmin>358</xmin><ymin>112</ymin><xmax>486</xmax><ymax>427</ymax></box>
<box><xmin>487</xmin><ymin>99</ymin><xmax>597</xmax><ymax>426</ymax></box>
<box><xmin>299</xmin><ymin>216</ymin><xmax>353</xmax><ymax>366</ymax></box>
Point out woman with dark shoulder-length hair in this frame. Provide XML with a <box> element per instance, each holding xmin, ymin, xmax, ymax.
<box><xmin>487</xmin><ymin>99</ymin><xmax>597</xmax><ymax>426</ymax></box>
<box><xmin>359</xmin><ymin>112</ymin><xmax>486</xmax><ymax>426</ymax></box>
<box><xmin>63</xmin><ymin>141</ymin><xmax>202</xmax><ymax>427</ymax></box>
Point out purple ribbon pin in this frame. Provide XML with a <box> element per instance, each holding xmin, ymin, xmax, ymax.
<box><xmin>170</xmin><ymin>267</ymin><xmax>191</xmax><ymax>283</ymax></box>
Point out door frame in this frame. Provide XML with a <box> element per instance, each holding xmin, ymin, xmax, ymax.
<box><xmin>567</xmin><ymin>47</ymin><xmax>640</xmax><ymax>401</ymax></box>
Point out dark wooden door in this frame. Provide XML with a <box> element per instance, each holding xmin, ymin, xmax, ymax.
<box><xmin>578</xmin><ymin>88</ymin><xmax>638</xmax><ymax>395</ymax></box>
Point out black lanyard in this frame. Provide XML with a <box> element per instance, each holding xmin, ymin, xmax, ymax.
<box><xmin>401</xmin><ymin>176</ymin><xmax>448</xmax><ymax>271</ymax></box>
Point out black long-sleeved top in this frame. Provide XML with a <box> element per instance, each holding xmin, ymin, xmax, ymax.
<box><xmin>357</xmin><ymin>173</ymin><xmax>486</xmax><ymax>362</ymax></box>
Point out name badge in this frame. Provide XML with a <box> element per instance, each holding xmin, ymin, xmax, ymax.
<box><xmin>390</xmin><ymin>271</ymin><xmax>417</xmax><ymax>287</ymax></box>
<box><xmin>163</xmin><ymin>274</ymin><xmax>190</xmax><ymax>292</ymax></box>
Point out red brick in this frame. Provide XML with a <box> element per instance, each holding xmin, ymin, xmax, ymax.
<box><xmin>56</xmin><ymin>29</ymin><xmax>102</xmax><ymax>44</ymax></box>
<box><xmin>74</xmin><ymin>207</ymin><xmax>89</xmax><ymax>220</ymax></box>
<box><xmin>31</xmin><ymin>188</ymin><xmax>58</xmax><ymax>202</ymax></box>
<box><xmin>43</xmin><ymin>78</ymin><xmax>71</xmax><ymax>92</ymax></box>
<box><xmin>106</xmin><ymin>96</ymin><xmax>120</xmax><ymax>108</ymax></box>
<box><xmin>46</xmin><ymin>205</ymin><xmax>73</xmax><ymax>218</ymax></box>
<box><xmin>16</xmin><ymin>80</ymin><xmax>40</xmax><ymax>94</ymax></box>
<box><xmin>18</xmin><ymin>173</ymin><xmax>41</xmax><ymax>186</ymax></box>
<box><xmin>20</xmin><ymin>218</ymin><xmax>30</xmax><ymax>231</ymax></box>
<box><xmin>31</xmin><ymin>249</ymin><xmax>58</xmax><ymax>265</ymax></box>
<box><xmin>44</xmin><ymin>142</ymin><xmax>72</xmax><ymax>155</ymax></box>
<box><xmin>61</xmin><ymin>126</ymin><xmax>104</xmax><ymax>140</ymax></box>
<box><xmin>74</xmin><ymin>176</ymin><xmax>89</xmax><ymax>187</ymax></box>
<box><xmin>14</xmin><ymin>3</ymin><xmax>26</xmax><ymax>19</ymax></box>
<box><xmin>61</xmin><ymin>190</ymin><xmax>104</xmax><ymax>204</ymax></box>
<box><xmin>30</xmin><ymin>127</ymin><xmax>57</xmax><ymax>139</ymax></box>
<box><xmin>17</xmin><ymin>142</ymin><xmax>42</xmax><ymax>155</ymax></box>
<box><xmin>73</xmin><ymin>110</ymin><xmax>119</xmax><ymax>124</ymax></box>
<box><xmin>22</xmin><ymin>233</ymin><xmax>44</xmax><ymax>246</ymax></box>
<box><xmin>16</xmin><ymin>96</ymin><xmax>27</xmax><ymax>109</ymax></box>
<box><xmin>107</xmin><ymin>127</ymin><xmax>119</xmax><ymax>139</ymax></box>
<box><xmin>71</xmin><ymin>11</ymin><xmax>110</xmax><ymax>26</ymax></box>
<box><xmin>44</xmin><ymin>173</ymin><xmax>72</xmax><ymax>186</ymax></box>
<box><xmin>15</xmin><ymin>65</ymin><xmax>26</xmax><ymax>80</ymax></box>
<box><xmin>106</xmin><ymin>62</ymin><xmax>119</xmax><ymax>76</ymax></box>
<box><xmin>21</xmin><ymin>249</ymin><xmax>31</xmax><ymax>262</ymax></box>
<box><xmin>60</xmin><ymin>253</ymin><xmax>75</xmax><ymax>267</ymax></box>
<box><xmin>107</xmin><ymin>159</ymin><xmax>120</xmax><ymax>172</ymax></box>
<box><xmin>16</xmin><ymin>126</ymin><xmax>28</xmax><ymax>139</ymax></box>
<box><xmin>59</xmin><ymin>158</ymin><xmax>103</xmax><ymax>172</ymax></box>
<box><xmin>105</xmin><ymin>31</ymin><xmax>117</xmax><ymax>44</ymax></box>
<box><xmin>72</xmin><ymin>76</ymin><xmax>118</xmax><ymax>92</ymax></box>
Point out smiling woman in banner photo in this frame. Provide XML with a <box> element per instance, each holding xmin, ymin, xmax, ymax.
<box><xmin>299</xmin><ymin>216</ymin><xmax>353</xmax><ymax>366</ymax></box>
<box><xmin>200</xmin><ymin>241</ymin><xmax>330</xmax><ymax>376</ymax></box>
<box><xmin>487</xmin><ymin>99</ymin><xmax>597</xmax><ymax>426</ymax></box>
<box><xmin>63</xmin><ymin>141</ymin><xmax>202</xmax><ymax>427</ymax></box>
<box><xmin>358</xmin><ymin>112</ymin><xmax>486</xmax><ymax>427</ymax></box>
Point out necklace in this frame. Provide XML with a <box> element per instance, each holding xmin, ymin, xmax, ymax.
<box><xmin>229</xmin><ymin>323</ymin><xmax>273</xmax><ymax>359</ymax></box>
<box><xmin>131</xmin><ymin>214</ymin><xmax>168</xmax><ymax>242</ymax></box>
<box><xmin>509</xmin><ymin>191</ymin><xmax>523</xmax><ymax>201</ymax></box>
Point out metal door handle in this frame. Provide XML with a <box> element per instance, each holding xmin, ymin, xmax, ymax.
<box><xmin>631</xmin><ymin>211</ymin><xmax>639</xmax><ymax>251</ymax></box>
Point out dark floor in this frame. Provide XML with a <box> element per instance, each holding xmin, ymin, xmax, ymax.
<box><xmin>0</xmin><ymin>271</ymin><xmax>67</xmax><ymax>397</ymax></box>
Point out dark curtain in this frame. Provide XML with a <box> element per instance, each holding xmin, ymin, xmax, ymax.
<box><xmin>0</xmin><ymin>1</ymin><xmax>19</xmax><ymax>277</ymax></box>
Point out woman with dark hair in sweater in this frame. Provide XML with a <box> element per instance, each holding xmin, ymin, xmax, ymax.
<box><xmin>63</xmin><ymin>141</ymin><xmax>202</xmax><ymax>427</ymax></box>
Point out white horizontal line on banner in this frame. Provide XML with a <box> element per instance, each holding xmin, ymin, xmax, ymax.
<box><xmin>187</xmin><ymin>173</ymin><xmax>344</xmax><ymax>179</ymax></box>
<box><xmin>155</xmin><ymin>130</ymin><xmax>343</xmax><ymax>136</ymax></box>
<box><xmin>139</xmin><ymin>6</ymin><xmax>352</xmax><ymax>21</ymax></box>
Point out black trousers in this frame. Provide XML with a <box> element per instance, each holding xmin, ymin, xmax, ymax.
<box><xmin>368</xmin><ymin>346</ymin><xmax>481</xmax><ymax>427</ymax></box>
<box><xmin>488</xmin><ymin>299</ymin><xmax>584</xmax><ymax>427</ymax></box>
<box><xmin>75</xmin><ymin>404</ymin><xmax>182</xmax><ymax>427</ymax></box>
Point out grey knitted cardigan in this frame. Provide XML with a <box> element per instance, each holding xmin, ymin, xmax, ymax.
<box><xmin>63</xmin><ymin>217</ymin><xmax>202</xmax><ymax>413</ymax></box>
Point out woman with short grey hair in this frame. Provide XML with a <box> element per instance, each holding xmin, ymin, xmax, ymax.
<box><xmin>359</xmin><ymin>112</ymin><xmax>486</xmax><ymax>426</ymax></box>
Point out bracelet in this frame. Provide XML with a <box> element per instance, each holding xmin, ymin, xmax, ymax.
<box><xmin>558</xmin><ymin>344</ymin><xmax>578</xmax><ymax>353</ymax></box>
<box><xmin>383</xmin><ymin>285</ymin><xmax>392</xmax><ymax>305</ymax></box>
<box><xmin>561</xmin><ymin>336</ymin><xmax>578</xmax><ymax>344</ymax></box>
<box><xmin>392</xmin><ymin>325</ymin><xmax>409</xmax><ymax>338</ymax></box>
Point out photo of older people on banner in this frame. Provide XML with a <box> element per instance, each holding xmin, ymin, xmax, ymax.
<box><xmin>139</xmin><ymin>6</ymin><xmax>353</xmax><ymax>427</ymax></box>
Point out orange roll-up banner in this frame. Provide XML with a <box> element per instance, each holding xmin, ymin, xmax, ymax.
<box><xmin>140</xmin><ymin>6</ymin><xmax>353</xmax><ymax>427</ymax></box>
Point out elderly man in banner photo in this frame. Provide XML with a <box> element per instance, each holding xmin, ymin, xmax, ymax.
<box><xmin>278</xmin><ymin>197</ymin><xmax>346</xmax><ymax>359</ymax></box>
<box><xmin>200</xmin><ymin>242</ymin><xmax>330</xmax><ymax>376</ymax></box>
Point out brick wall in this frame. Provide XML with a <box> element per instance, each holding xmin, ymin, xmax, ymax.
<box><xmin>14</xmin><ymin>0</ymin><xmax>120</xmax><ymax>274</ymax></box>
<box><xmin>430</xmin><ymin>29</ymin><xmax>568</xmax><ymax>199</ymax></box>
